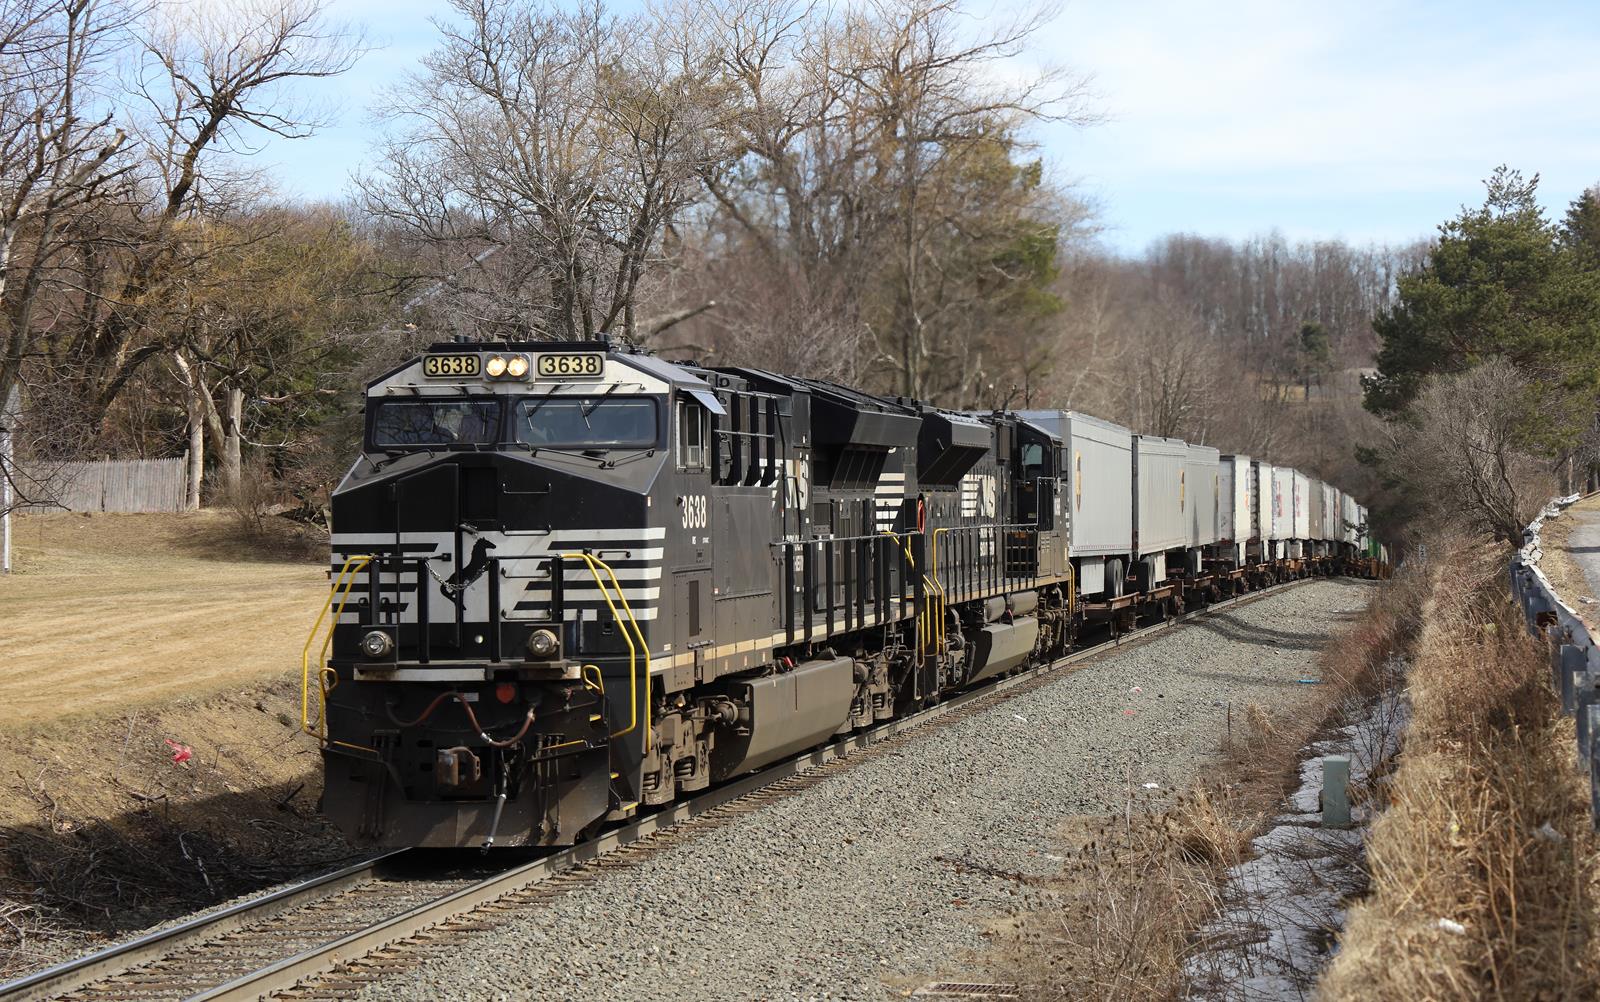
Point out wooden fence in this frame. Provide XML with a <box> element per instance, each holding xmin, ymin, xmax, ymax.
<box><xmin>24</xmin><ymin>456</ymin><xmax>190</xmax><ymax>513</ymax></box>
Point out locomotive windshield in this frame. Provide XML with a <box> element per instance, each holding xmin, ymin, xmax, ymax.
<box><xmin>512</xmin><ymin>396</ymin><xmax>658</xmax><ymax>450</ymax></box>
<box><xmin>371</xmin><ymin>399</ymin><xmax>501</xmax><ymax>447</ymax></box>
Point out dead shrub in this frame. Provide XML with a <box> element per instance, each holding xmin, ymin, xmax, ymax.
<box><xmin>1162</xmin><ymin>787</ymin><xmax>1255</xmax><ymax>869</ymax></box>
<box><xmin>213</xmin><ymin>456</ymin><xmax>283</xmax><ymax>539</ymax></box>
<box><xmin>1012</xmin><ymin>787</ymin><xmax>1254</xmax><ymax>1002</ymax></box>
<box><xmin>1243</xmin><ymin>702</ymin><xmax>1278</xmax><ymax>745</ymax></box>
<box><xmin>208</xmin><ymin>456</ymin><xmax>326</xmax><ymax>560</ymax></box>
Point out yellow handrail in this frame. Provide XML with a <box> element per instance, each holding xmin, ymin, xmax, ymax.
<box><xmin>536</xmin><ymin>664</ymin><xmax>610</xmax><ymax>756</ymax></box>
<box><xmin>301</xmin><ymin>554</ymin><xmax>374</xmax><ymax>739</ymax></box>
<box><xmin>879</xmin><ymin>529</ymin><xmax>917</xmax><ymax>570</ymax></box>
<box><xmin>918</xmin><ymin>573</ymin><xmax>943</xmax><ymax>656</ymax></box>
<box><xmin>880</xmin><ymin>529</ymin><xmax>946</xmax><ymax>656</ymax></box>
<box><xmin>929</xmin><ymin>528</ymin><xmax>955</xmax><ymax>654</ymax></box>
<box><xmin>560</xmin><ymin>553</ymin><xmax>652</xmax><ymax>753</ymax></box>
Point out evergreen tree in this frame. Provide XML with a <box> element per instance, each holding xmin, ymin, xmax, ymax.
<box><xmin>1299</xmin><ymin>320</ymin><xmax>1332</xmax><ymax>397</ymax></box>
<box><xmin>1363</xmin><ymin>166</ymin><xmax>1600</xmax><ymax>453</ymax></box>
<box><xmin>1564</xmin><ymin>184</ymin><xmax>1600</xmax><ymax>270</ymax></box>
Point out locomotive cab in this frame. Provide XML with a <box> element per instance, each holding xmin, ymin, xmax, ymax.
<box><xmin>318</xmin><ymin>340</ymin><xmax>706</xmax><ymax>847</ymax></box>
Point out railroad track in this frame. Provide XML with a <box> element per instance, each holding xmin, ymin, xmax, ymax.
<box><xmin>1</xmin><ymin>577</ymin><xmax>1325</xmax><ymax>1002</ymax></box>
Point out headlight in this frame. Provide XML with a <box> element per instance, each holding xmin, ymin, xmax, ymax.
<box><xmin>506</xmin><ymin>355</ymin><xmax>529</xmax><ymax>378</ymax></box>
<box><xmin>527</xmin><ymin>628</ymin><xmax>559</xmax><ymax>658</ymax></box>
<box><xmin>360</xmin><ymin>630</ymin><xmax>394</xmax><ymax>659</ymax></box>
<box><xmin>485</xmin><ymin>355</ymin><xmax>508</xmax><ymax>377</ymax></box>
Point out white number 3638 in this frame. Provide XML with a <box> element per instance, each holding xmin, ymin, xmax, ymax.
<box><xmin>679</xmin><ymin>494</ymin><xmax>707</xmax><ymax>530</ymax></box>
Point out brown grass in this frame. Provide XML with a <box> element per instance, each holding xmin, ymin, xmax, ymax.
<box><xmin>1005</xmin><ymin>576</ymin><xmax>1417</xmax><ymax>1001</ymax></box>
<box><xmin>0</xmin><ymin>511</ymin><xmax>328</xmax><ymax>725</ymax></box>
<box><xmin>1319</xmin><ymin>536</ymin><xmax>1600</xmax><ymax>1001</ymax></box>
<box><xmin>0</xmin><ymin>670</ymin><xmax>352</xmax><ymax>978</ymax></box>
<box><xmin>1005</xmin><ymin>787</ymin><xmax>1253</xmax><ymax>1001</ymax></box>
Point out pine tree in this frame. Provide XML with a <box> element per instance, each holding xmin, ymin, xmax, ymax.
<box><xmin>1564</xmin><ymin>185</ymin><xmax>1600</xmax><ymax>270</ymax></box>
<box><xmin>1363</xmin><ymin>166</ymin><xmax>1600</xmax><ymax>454</ymax></box>
<box><xmin>1299</xmin><ymin>321</ymin><xmax>1332</xmax><ymax>398</ymax></box>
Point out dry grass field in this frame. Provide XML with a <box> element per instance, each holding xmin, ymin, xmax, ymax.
<box><xmin>0</xmin><ymin>511</ymin><xmax>329</xmax><ymax>726</ymax></box>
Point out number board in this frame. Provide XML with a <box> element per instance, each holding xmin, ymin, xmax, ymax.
<box><xmin>536</xmin><ymin>352</ymin><xmax>605</xmax><ymax>379</ymax></box>
<box><xmin>422</xmin><ymin>354</ymin><xmax>481</xmax><ymax>378</ymax></box>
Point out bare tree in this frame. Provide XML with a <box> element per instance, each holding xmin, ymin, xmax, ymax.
<box><xmin>362</xmin><ymin>0</ymin><xmax>735</xmax><ymax>342</ymax></box>
<box><xmin>1385</xmin><ymin>360</ymin><xmax>1557</xmax><ymax>544</ymax></box>
<box><xmin>102</xmin><ymin>0</ymin><xmax>363</xmax><ymax>499</ymax></box>
<box><xmin>167</xmin><ymin>206</ymin><xmax>374</xmax><ymax>502</ymax></box>
<box><xmin>0</xmin><ymin>0</ymin><xmax>135</xmax><ymax>509</ymax></box>
<box><xmin>0</xmin><ymin>0</ymin><xmax>132</xmax><ymax>409</ymax></box>
<box><xmin>1121</xmin><ymin>294</ymin><xmax>1220</xmax><ymax>440</ymax></box>
<box><xmin>695</xmin><ymin>0</ymin><xmax>1098</xmax><ymax>401</ymax></box>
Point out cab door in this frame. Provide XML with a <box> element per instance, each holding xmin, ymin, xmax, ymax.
<box><xmin>668</xmin><ymin>394</ymin><xmax>714</xmax><ymax>685</ymax></box>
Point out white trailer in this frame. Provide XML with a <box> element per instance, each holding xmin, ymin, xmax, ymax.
<box><xmin>1270</xmin><ymin>466</ymin><xmax>1294</xmax><ymax>558</ymax></box>
<box><xmin>1218</xmin><ymin>455</ymin><xmax>1252</xmax><ymax>566</ymax></box>
<box><xmin>1254</xmin><ymin>460</ymin><xmax>1275</xmax><ymax>558</ymax></box>
<box><xmin>1184</xmin><ymin>444</ymin><xmax>1220</xmax><ymax>552</ymax></box>
<box><xmin>1134</xmin><ymin>435</ymin><xmax>1187</xmax><ymax>585</ymax></box>
<box><xmin>1017</xmin><ymin>409</ymin><xmax>1133</xmax><ymax>597</ymax></box>
<box><xmin>1292</xmin><ymin>470</ymin><xmax>1311</xmax><ymax>556</ymax></box>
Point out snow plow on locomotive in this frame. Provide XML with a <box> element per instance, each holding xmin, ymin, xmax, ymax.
<box><xmin>305</xmin><ymin>339</ymin><xmax>1376</xmax><ymax>849</ymax></box>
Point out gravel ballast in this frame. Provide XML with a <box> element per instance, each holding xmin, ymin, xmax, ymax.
<box><xmin>358</xmin><ymin>579</ymin><xmax>1373</xmax><ymax>1001</ymax></box>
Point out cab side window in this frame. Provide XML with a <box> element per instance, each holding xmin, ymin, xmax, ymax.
<box><xmin>677</xmin><ymin>400</ymin><xmax>708</xmax><ymax>471</ymax></box>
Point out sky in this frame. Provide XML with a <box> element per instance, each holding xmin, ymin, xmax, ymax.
<box><xmin>261</xmin><ymin>0</ymin><xmax>1600</xmax><ymax>254</ymax></box>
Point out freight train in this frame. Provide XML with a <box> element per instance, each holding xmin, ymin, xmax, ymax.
<box><xmin>307</xmin><ymin>339</ymin><xmax>1382</xmax><ymax>848</ymax></box>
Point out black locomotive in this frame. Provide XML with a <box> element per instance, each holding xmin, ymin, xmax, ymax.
<box><xmin>312</xmin><ymin>339</ymin><xmax>1366</xmax><ymax>848</ymax></box>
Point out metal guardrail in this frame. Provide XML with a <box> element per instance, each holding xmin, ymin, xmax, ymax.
<box><xmin>1508</xmin><ymin>492</ymin><xmax>1600</xmax><ymax>824</ymax></box>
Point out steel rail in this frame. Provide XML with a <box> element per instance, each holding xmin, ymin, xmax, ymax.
<box><xmin>3</xmin><ymin>574</ymin><xmax>1333</xmax><ymax>1002</ymax></box>
<box><xmin>0</xmin><ymin>853</ymin><xmax>404</xmax><ymax>1002</ymax></box>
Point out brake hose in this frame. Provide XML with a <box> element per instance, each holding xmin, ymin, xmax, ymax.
<box><xmin>385</xmin><ymin>690</ymin><xmax>536</xmax><ymax>747</ymax></box>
